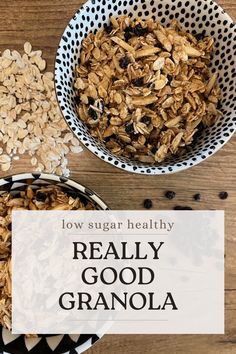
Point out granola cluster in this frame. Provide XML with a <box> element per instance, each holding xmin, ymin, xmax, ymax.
<box><xmin>75</xmin><ymin>16</ymin><xmax>222</xmax><ymax>163</ymax></box>
<box><xmin>0</xmin><ymin>185</ymin><xmax>96</xmax><ymax>331</ymax></box>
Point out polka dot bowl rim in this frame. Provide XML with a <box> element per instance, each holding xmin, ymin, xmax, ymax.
<box><xmin>55</xmin><ymin>0</ymin><xmax>236</xmax><ymax>175</ymax></box>
<box><xmin>0</xmin><ymin>172</ymin><xmax>108</xmax><ymax>354</ymax></box>
<box><xmin>0</xmin><ymin>172</ymin><xmax>109</xmax><ymax>210</ymax></box>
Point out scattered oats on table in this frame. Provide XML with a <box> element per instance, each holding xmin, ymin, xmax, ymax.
<box><xmin>0</xmin><ymin>43</ymin><xmax>82</xmax><ymax>175</ymax></box>
<box><xmin>74</xmin><ymin>16</ymin><xmax>222</xmax><ymax>164</ymax></box>
<box><xmin>0</xmin><ymin>185</ymin><xmax>96</xmax><ymax>331</ymax></box>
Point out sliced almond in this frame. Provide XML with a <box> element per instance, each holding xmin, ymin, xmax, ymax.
<box><xmin>183</xmin><ymin>45</ymin><xmax>202</xmax><ymax>57</ymax></box>
<box><xmin>155</xmin><ymin>145</ymin><xmax>168</xmax><ymax>162</ymax></box>
<box><xmin>98</xmin><ymin>85</ymin><xmax>107</xmax><ymax>98</ymax></box>
<box><xmin>171</xmin><ymin>132</ymin><xmax>184</xmax><ymax>152</ymax></box>
<box><xmin>110</xmin><ymin>16</ymin><xmax>119</xmax><ymax>29</ymax></box>
<box><xmin>153</xmin><ymin>57</ymin><xmax>165</xmax><ymax>71</ymax></box>
<box><xmin>110</xmin><ymin>117</ymin><xmax>123</xmax><ymax>126</ymax></box>
<box><xmin>132</xmin><ymin>95</ymin><xmax>158</xmax><ymax>106</ymax></box>
<box><xmin>205</xmin><ymin>73</ymin><xmax>218</xmax><ymax>96</ymax></box>
<box><xmin>111</xmin><ymin>36</ymin><xmax>135</xmax><ymax>53</ymax></box>
<box><xmin>186</xmin><ymin>118</ymin><xmax>202</xmax><ymax>130</ymax></box>
<box><xmin>138</xmin><ymin>155</ymin><xmax>155</xmax><ymax>163</ymax></box>
<box><xmin>75</xmin><ymin>78</ymin><xmax>86</xmax><ymax>90</ymax></box>
<box><xmin>162</xmin><ymin>96</ymin><xmax>175</xmax><ymax>109</ymax></box>
<box><xmin>88</xmin><ymin>72</ymin><xmax>100</xmax><ymax>85</ymax></box>
<box><xmin>165</xmin><ymin>116</ymin><xmax>182</xmax><ymax>128</ymax></box>
<box><xmin>155</xmin><ymin>30</ymin><xmax>172</xmax><ymax>52</ymax></box>
<box><xmin>103</xmin><ymin>126</ymin><xmax>116</xmax><ymax>138</ymax></box>
<box><xmin>92</xmin><ymin>47</ymin><xmax>101</xmax><ymax>60</ymax></box>
<box><xmin>154</xmin><ymin>77</ymin><xmax>168</xmax><ymax>90</ymax></box>
<box><xmin>135</xmin><ymin>47</ymin><xmax>160</xmax><ymax>59</ymax></box>
<box><xmin>114</xmin><ymin>92</ymin><xmax>122</xmax><ymax>104</ymax></box>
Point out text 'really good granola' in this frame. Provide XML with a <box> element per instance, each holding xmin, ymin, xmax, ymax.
<box><xmin>74</xmin><ymin>17</ymin><xmax>222</xmax><ymax>163</ymax></box>
<box><xmin>0</xmin><ymin>185</ymin><xmax>96</xmax><ymax>331</ymax></box>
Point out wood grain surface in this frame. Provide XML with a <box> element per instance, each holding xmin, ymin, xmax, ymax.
<box><xmin>0</xmin><ymin>1</ymin><xmax>236</xmax><ymax>353</ymax></box>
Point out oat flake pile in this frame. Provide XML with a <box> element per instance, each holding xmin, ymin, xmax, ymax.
<box><xmin>0</xmin><ymin>42</ymin><xmax>82</xmax><ymax>176</ymax></box>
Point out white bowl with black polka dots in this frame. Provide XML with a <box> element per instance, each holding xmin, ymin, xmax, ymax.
<box><xmin>55</xmin><ymin>0</ymin><xmax>236</xmax><ymax>175</ymax></box>
<box><xmin>0</xmin><ymin>172</ymin><xmax>108</xmax><ymax>354</ymax></box>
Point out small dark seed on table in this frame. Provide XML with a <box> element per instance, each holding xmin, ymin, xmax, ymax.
<box><xmin>165</xmin><ymin>191</ymin><xmax>176</xmax><ymax>200</ymax></box>
<box><xmin>173</xmin><ymin>206</ymin><xmax>193</xmax><ymax>210</ymax></box>
<box><xmin>219</xmin><ymin>191</ymin><xmax>228</xmax><ymax>200</ymax></box>
<box><xmin>193</xmin><ymin>193</ymin><xmax>201</xmax><ymax>201</ymax></box>
<box><xmin>144</xmin><ymin>199</ymin><xmax>153</xmax><ymax>209</ymax></box>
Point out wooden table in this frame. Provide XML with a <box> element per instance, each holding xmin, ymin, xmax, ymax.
<box><xmin>0</xmin><ymin>1</ymin><xmax>235</xmax><ymax>353</ymax></box>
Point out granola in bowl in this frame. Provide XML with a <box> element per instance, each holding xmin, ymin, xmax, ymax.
<box><xmin>0</xmin><ymin>184</ymin><xmax>97</xmax><ymax>332</ymax></box>
<box><xmin>74</xmin><ymin>16</ymin><xmax>222</xmax><ymax>164</ymax></box>
<box><xmin>0</xmin><ymin>172</ymin><xmax>109</xmax><ymax>349</ymax></box>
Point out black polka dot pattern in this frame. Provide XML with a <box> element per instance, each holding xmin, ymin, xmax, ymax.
<box><xmin>0</xmin><ymin>173</ymin><xmax>108</xmax><ymax>211</ymax></box>
<box><xmin>55</xmin><ymin>0</ymin><xmax>236</xmax><ymax>175</ymax></box>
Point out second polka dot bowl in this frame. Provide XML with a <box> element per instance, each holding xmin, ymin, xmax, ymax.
<box><xmin>0</xmin><ymin>172</ymin><xmax>108</xmax><ymax>354</ymax></box>
<box><xmin>55</xmin><ymin>0</ymin><xmax>236</xmax><ymax>175</ymax></box>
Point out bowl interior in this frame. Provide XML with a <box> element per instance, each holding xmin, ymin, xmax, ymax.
<box><xmin>55</xmin><ymin>0</ymin><xmax>236</xmax><ymax>174</ymax></box>
<box><xmin>0</xmin><ymin>173</ymin><xmax>108</xmax><ymax>210</ymax></box>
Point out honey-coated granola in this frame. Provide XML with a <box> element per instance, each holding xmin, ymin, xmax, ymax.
<box><xmin>0</xmin><ymin>185</ymin><xmax>96</xmax><ymax>331</ymax></box>
<box><xmin>75</xmin><ymin>16</ymin><xmax>222</xmax><ymax>163</ymax></box>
